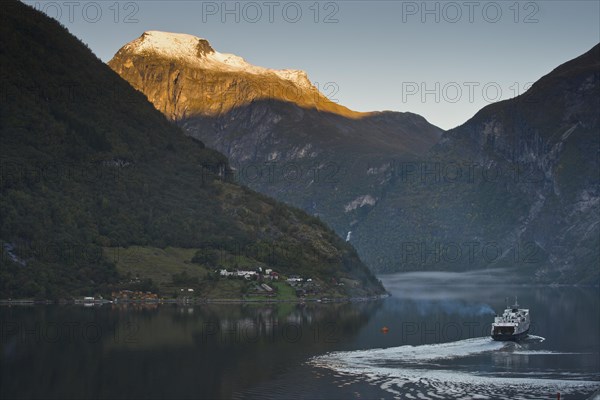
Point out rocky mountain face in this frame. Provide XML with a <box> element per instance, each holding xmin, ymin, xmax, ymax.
<box><xmin>433</xmin><ymin>44</ymin><xmax>600</xmax><ymax>283</ymax></box>
<box><xmin>176</xmin><ymin>99</ymin><xmax>444</xmax><ymax>228</ymax></box>
<box><xmin>348</xmin><ymin>44</ymin><xmax>599</xmax><ymax>284</ymax></box>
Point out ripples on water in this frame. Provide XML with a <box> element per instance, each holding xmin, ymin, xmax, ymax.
<box><xmin>309</xmin><ymin>335</ymin><xmax>600</xmax><ymax>399</ymax></box>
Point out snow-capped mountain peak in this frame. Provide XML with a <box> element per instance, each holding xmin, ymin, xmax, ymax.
<box><xmin>121</xmin><ymin>30</ymin><xmax>313</xmax><ymax>89</ymax></box>
<box><xmin>125</xmin><ymin>31</ymin><xmax>215</xmax><ymax>60</ymax></box>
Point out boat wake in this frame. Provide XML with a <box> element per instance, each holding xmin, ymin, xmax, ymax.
<box><xmin>511</xmin><ymin>350</ymin><xmax>594</xmax><ymax>356</ymax></box>
<box><xmin>316</xmin><ymin>337</ymin><xmax>509</xmax><ymax>365</ymax></box>
<box><xmin>525</xmin><ymin>334</ymin><xmax>545</xmax><ymax>342</ymax></box>
<box><xmin>309</xmin><ymin>337</ymin><xmax>600</xmax><ymax>399</ymax></box>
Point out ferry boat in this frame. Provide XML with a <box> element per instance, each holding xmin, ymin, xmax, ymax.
<box><xmin>491</xmin><ymin>297</ymin><xmax>530</xmax><ymax>341</ymax></box>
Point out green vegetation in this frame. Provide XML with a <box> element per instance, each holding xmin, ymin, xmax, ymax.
<box><xmin>104</xmin><ymin>246</ymin><xmax>205</xmax><ymax>287</ymax></box>
<box><xmin>270</xmin><ymin>281</ymin><xmax>295</xmax><ymax>299</ymax></box>
<box><xmin>0</xmin><ymin>1</ymin><xmax>385</xmax><ymax>299</ymax></box>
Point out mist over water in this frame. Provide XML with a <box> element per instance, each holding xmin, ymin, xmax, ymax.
<box><xmin>381</xmin><ymin>268</ymin><xmax>521</xmax><ymax>298</ymax></box>
<box><xmin>378</xmin><ymin>269</ymin><xmax>516</xmax><ymax>320</ymax></box>
<box><xmin>413</xmin><ymin>299</ymin><xmax>496</xmax><ymax>317</ymax></box>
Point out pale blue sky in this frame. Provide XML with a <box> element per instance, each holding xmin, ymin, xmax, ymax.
<box><xmin>26</xmin><ymin>1</ymin><xmax>600</xmax><ymax>129</ymax></box>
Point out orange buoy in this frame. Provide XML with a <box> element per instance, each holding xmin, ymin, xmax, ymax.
<box><xmin>381</xmin><ymin>326</ymin><xmax>389</xmax><ymax>333</ymax></box>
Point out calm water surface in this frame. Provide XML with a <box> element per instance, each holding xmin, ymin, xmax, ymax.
<box><xmin>1</xmin><ymin>271</ymin><xmax>599</xmax><ymax>399</ymax></box>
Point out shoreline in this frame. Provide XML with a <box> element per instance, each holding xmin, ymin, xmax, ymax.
<box><xmin>0</xmin><ymin>293</ymin><xmax>390</xmax><ymax>306</ymax></box>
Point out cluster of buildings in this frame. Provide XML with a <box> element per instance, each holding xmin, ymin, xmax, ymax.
<box><xmin>286</xmin><ymin>275</ymin><xmax>312</xmax><ymax>284</ymax></box>
<box><xmin>285</xmin><ymin>276</ymin><xmax>320</xmax><ymax>297</ymax></box>
<box><xmin>219</xmin><ymin>267</ymin><xmax>279</xmax><ymax>280</ymax></box>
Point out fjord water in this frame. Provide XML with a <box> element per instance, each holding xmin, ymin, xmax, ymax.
<box><xmin>1</xmin><ymin>272</ymin><xmax>598</xmax><ymax>399</ymax></box>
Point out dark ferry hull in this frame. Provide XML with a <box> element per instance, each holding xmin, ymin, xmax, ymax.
<box><xmin>491</xmin><ymin>328</ymin><xmax>529</xmax><ymax>341</ymax></box>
